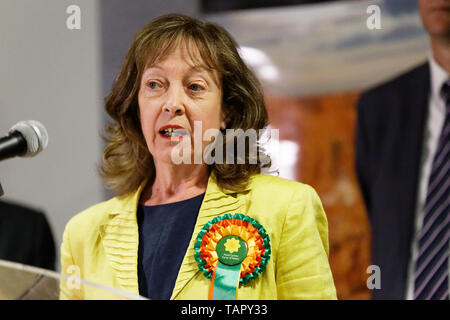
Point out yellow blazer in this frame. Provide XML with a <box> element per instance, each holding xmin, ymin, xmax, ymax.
<box><xmin>60</xmin><ymin>174</ymin><xmax>337</xmax><ymax>300</ymax></box>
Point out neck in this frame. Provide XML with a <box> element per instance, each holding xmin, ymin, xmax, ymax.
<box><xmin>140</xmin><ymin>162</ymin><xmax>209</xmax><ymax>205</ymax></box>
<box><xmin>431</xmin><ymin>36</ymin><xmax>450</xmax><ymax>74</ymax></box>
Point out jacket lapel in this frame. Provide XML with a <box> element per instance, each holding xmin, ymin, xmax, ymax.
<box><xmin>390</xmin><ymin>63</ymin><xmax>430</xmax><ymax>298</ymax></box>
<box><xmin>170</xmin><ymin>174</ymin><xmax>251</xmax><ymax>299</ymax></box>
<box><xmin>98</xmin><ymin>182</ymin><xmax>146</xmax><ymax>296</ymax></box>
<box><xmin>398</xmin><ymin>63</ymin><xmax>430</xmax><ymax>256</ymax></box>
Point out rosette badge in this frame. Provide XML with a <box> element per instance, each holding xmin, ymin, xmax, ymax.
<box><xmin>194</xmin><ymin>213</ymin><xmax>271</xmax><ymax>300</ymax></box>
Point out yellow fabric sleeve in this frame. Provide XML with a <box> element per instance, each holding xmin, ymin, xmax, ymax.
<box><xmin>276</xmin><ymin>185</ymin><xmax>337</xmax><ymax>299</ymax></box>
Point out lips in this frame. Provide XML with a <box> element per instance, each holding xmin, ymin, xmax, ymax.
<box><xmin>158</xmin><ymin>124</ymin><xmax>189</xmax><ymax>140</ymax></box>
<box><xmin>429</xmin><ymin>4</ymin><xmax>450</xmax><ymax>12</ymax></box>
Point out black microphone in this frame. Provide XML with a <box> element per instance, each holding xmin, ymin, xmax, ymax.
<box><xmin>0</xmin><ymin>120</ymin><xmax>49</xmax><ymax>161</ymax></box>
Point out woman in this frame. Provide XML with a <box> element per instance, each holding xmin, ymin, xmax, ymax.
<box><xmin>60</xmin><ymin>14</ymin><xmax>337</xmax><ymax>300</ymax></box>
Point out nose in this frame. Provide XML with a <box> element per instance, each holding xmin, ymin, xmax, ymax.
<box><xmin>163</xmin><ymin>84</ymin><xmax>185</xmax><ymax>116</ymax></box>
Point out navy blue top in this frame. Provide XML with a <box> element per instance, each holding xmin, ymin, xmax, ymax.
<box><xmin>137</xmin><ymin>192</ymin><xmax>205</xmax><ymax>300</ymax></box>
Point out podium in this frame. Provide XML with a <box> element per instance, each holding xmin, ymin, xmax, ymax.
<box><xmin>0</xmin><ymin>259</ymin><xmax>147</xmax><ymax>300</ymax></box>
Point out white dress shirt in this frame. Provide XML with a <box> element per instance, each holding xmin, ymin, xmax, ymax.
<box><xmin>406</xmin><ymin>54</ymin><xmax>449</xmax><ymax>299</ymax></box>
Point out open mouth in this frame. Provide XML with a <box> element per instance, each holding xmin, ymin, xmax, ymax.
<box><xmin>158</xmin><ymin>125</ymin><xmax>189</xmax><ymax>139</ymax></box>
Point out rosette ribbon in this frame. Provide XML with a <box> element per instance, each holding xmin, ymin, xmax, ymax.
<box><xmin>194</xmin><ymin>213</ymin><xmax>271</xmax><ymax>300</ymax></box>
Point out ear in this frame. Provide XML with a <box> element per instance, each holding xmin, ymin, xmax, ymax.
<box><xmin>220</xmin><ymin>119</ymin><xmax>227</xmax><ymax>131</ymax></box>
<box><xmin>220</xmin><ymin>105</ymin><xmax>230</xmax><ymax>130</ymax></box>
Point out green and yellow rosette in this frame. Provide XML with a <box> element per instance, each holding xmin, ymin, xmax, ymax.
<box><xmin>194</xmin><ymin>213</ymin><xmax>271</xmax><ymax>300</ymax></box>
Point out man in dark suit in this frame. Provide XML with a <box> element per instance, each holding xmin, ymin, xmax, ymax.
<box><xmin>0</xmin><ymin>199</ymin><xmax>55</xmax><ymax>270</ymax></box>
<box><xmin>356</xmin><ymin>0</ymin><xmax>449</xmax><ymax>299</ymax></box>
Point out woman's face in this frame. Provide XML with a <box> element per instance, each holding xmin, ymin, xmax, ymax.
<box><xmin>138</xmin><ymin>43</ymin><xmax>226</xmax><ymax>166</ymax></box>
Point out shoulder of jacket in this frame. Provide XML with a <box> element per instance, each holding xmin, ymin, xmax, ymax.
<box><xmin>248</xmin><ymin>174</ymin><xmax>316</xmax><ymax>199</ymax></box>
<box><xmin>64</xmin><ymin>197</ymin><xmax>120</xmax><ymax>235</ymax></box>
<box><xmin>360</xmin><ymin>62</ymin><xmax>429</xmax><ymax>103</ymax></box>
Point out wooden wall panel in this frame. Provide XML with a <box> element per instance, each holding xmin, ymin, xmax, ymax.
<box><xmin>265</xmin><ymin>91</ymin><xmax>371</xmax><ymax>300</ymax></box>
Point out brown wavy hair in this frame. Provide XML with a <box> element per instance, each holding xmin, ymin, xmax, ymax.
<box><xmin>100</xmin><ymin>14</ymin><xmax>270</xmax><ymax>196</ymax></box>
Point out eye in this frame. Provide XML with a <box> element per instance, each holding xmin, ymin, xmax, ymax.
<box><xmin>188</xmin><ymin>83</ymin><xmax>204</xmax><ymax>92</ymax></box>
<box><xmin>147</xmin><ymin>81</ymin><xmax>161</xmax><ymax>90</ymax></box>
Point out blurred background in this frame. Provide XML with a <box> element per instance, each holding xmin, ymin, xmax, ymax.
<box><xmin>0</xmin><ymin>0</ymin><xmax>429</xmax><ymax>299</ymax></box>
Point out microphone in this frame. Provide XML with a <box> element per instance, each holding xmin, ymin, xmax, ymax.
<box><xmin>0</xmin><ymin>120</ymin><xmax>49</xmax><ymax>161</ymax></box>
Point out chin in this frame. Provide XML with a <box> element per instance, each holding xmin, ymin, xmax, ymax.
<box><xmin>155</xmin><ymin>147</ymin><xmax>194</xmax><ymax>166</ymax></box>
<box><xmin>425</xmin><ymin>13</ymin><xmax>450</xmax><ymax>37</ymax></box>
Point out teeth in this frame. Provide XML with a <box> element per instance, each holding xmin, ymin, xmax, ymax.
<box><xmin>161</xmin><ymin>128</ymin><xmax>187</xmax><ymax>137</ymax></box>
<box><xmin>172</xmin><ymin>129</ymin><xmax>188</xmax><ymax>137</ymax></box>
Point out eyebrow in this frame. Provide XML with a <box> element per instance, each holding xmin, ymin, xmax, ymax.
<box><xmin>141</xmin><ymin>63</ymin><xmax>221</xmax><ymax>87</ymax></box>
<box><xmin>143</xmin><ymin>64</ymin><xmax>212</xmax><ymax>75</ymax></box>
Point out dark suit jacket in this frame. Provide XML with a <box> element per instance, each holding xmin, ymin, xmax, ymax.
<box><xmin>0</xmin><ymin>199</ymin><xmax>56</xmax><ymax>270</ymax></box>
<box><xmin>355</xmin><ymin>62</ymin><xmax>430</xmax><ymax>299</ymax></box>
